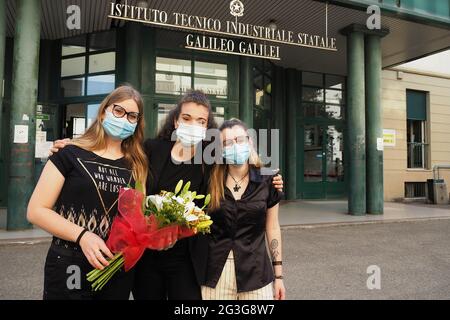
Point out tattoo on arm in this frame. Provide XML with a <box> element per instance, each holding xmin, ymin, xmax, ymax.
<box><xmin>270</xmin><ymin>239</ymin><xmax>280</xmax><ymax>260</ymax></box>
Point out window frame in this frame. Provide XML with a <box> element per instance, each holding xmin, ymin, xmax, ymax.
<box><xmin>60</xmin><ymin>31</ymin><xmax>117</xmax><ymax>98</ymax></box>
<box><xmin>406</xmin><ymin>89</ymin><xmax>430</xmax><ymax>170</ymax></box>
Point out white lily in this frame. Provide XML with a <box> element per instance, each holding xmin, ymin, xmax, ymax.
<box><xmin>146</xmin><ymin>195</ymin><xmax>164</xmax><ymax>211</ymax></box>
<box><xmin>184</xmin><ymin>214</ymin><xmax>199</xmax><ymax>222</ymax></box>
<box><xmin>172</xmin><ymin>195</ymin><xmax>186</xmax><ymax>205</ymax></box>
<box><xmin>183</xmin><ymin>202</ymin><xmax>195</xmax><ymax>217</ymax></box>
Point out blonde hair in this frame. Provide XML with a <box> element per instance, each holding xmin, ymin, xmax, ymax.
<box><xmin>71</xmin><ymin>85</ymin><xmax>148</xmax><ymax>192</ymax></box>
<box><xmin>208</xmin><ymin>119</ymin><xmax>263</xmax><ymax>211</ymax></box>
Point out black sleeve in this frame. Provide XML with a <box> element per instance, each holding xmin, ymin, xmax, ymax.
<box><xmin>197</xmin><ymin>164</ymin><xmax>213</xmax><ymax>206</ymax></box>
<box><xmin>48</xmin><ymin>146</ymin><xmax>74</xmax><ymax>177</ymax></box>
<box><xmin>267</xmin><ymin>175</ymin><xmax>283</xmax><ymax>209</ymax></box>
<box><xmin>143</xmin><ymin>138</ymin><xmax>153</xmax><ymax>161</ymax></box>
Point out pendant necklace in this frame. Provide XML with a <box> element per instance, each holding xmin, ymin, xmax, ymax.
<box><xmin>229</xmin><ymin>171</ymin><xmax>249</xmax><ymax>192</ymax></box>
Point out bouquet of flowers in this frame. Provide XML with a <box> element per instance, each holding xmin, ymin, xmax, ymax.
<box><xmin>87</xmin><ymin>180</ymin><xmax>212</xmax><ymax>291</ymax></box>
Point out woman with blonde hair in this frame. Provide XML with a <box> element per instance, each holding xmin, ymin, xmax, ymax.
<box><xmin>202</xmin><ymin>118</ymin><xmax>286</xmax><ymax>300</ymax></box>
<box><xmin>27</xmin><ymin>85</ymin><xmax>150</xmax><ymax>300</ymax></box>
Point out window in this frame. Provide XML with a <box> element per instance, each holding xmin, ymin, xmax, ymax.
<box><xmin>302</xmin><ymin>72</ymin><xmax>346</xmax><ymax>120</ymax></box>
<box><xmin>156</xmin><ymin>103</ymin><xmax>225</xmax><ymax>131</ymax></box>
<box><xmin>405</xmin><ymin>182</ymin><xmax>427</xmax><ymax>199</ymax></box>
<box><xmin>155</xmin><ymin>56</ymin><xmax>228</xmax><ymax>130</ymax></box>
<box><xmin>63</xmin><ymin>103</ymin><xmax>101</xmax><ymax>138</ymax></box>
<box><xmin>60</xmin><ymin>31</ymin><xmax>116</xmax><ymax>98</ymax></box>
<box><xmin>406</xmin><ymin>90</ymin><xmax>428</xmax><ymax>169</ymax></box>
<box><xmin>253</xmin><ymin>59</ymin><xmax>273</xmax><ymax>131</ymax></box>
<box><xmin>155</xmin><ymin>57</ymin><xmax>228</xmax><ymax>98</ymax></box>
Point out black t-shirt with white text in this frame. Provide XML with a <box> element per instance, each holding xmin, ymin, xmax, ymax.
<box><xmin>48</xmin><ymin>145</ymin><xmax>134</xmax><ymax>246</ymax></box>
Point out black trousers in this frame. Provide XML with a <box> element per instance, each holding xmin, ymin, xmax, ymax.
<box><xmin>43</xmin><ymin>242</ymin><xmax>134</xmax><ymax>300</ymax></box>
<box><xmin>132</xmin><ymin>239</ymin><xmax>202</xmax><ymax>300</ymax></box>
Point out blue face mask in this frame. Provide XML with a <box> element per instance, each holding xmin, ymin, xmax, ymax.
<box><xmin>223</xmin><ymin>143</ymin><xmax>251</xmax><ymax>165</ymax></box>
<box><xmin>102</xmin><ymin>111</ymin><xmax>137</xmax><ymax>141</ymax></box>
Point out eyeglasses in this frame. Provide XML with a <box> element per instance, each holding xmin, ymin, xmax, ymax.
<box><xmin>223</xmin><ymin>135</ymin><xmax>249</xmax><ymax>147</ymax></box>
<box><xmin>110</xmin><ymin>104</ymin><xmax>141</xmax><ymax>124</ymax></box>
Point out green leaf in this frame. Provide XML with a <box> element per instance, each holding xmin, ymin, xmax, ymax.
<box><xmin>135</xmin><ymin>181</ymin><xmax>144</xmax><ymax>194</ymax></box>
<box><xmin>174</xmin><ymin>180</ymin><xmax>183</xmax><ymax>195</ymax></box>
<box><xmin>202</xmin><ymin>194</ymin><xmax>211</xmax><ymax>209</ymax></box>
<box><xmin>204</xmin><ymin>194</ymin><xmax>211</xmax><ymax>206</ymax></box>
<box><xmin>195</xmin><ymin>195</ymin><xmax>205</xmax><ymax>199</ymax></box>
<box><xmin>182</xmin><ymin>181</ymin><xmax>191</xmax><ymax>194</ymax></box>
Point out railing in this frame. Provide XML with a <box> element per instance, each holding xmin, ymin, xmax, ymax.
<box><xmin>405</xmin><ymin>182</ymin><xmax>426</xmax><ymax>198</ymax></box>
<box><xmin>433</xmin><ymin>164</ymin><xmax>450</xmax><ymax>180</ymax></box>
<box><xmin>407</xmin><ymin>142</ymin><xmax>429</xmax><ymax>169</ymax></box>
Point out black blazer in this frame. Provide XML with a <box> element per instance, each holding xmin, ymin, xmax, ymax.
<box><xmin>143</xmin><ymin>138</ymin><xmax>212</xmax><ymax>285</ymax></box>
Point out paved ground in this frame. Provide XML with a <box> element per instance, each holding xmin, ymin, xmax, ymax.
<box><xmin>279</xmin><ymin>200</ymin><xmax>450</xmax><ymax>226</ymax></box>
<box><xmin>2</xmin><ymin>200</ymin><xmax>450</xmax><ymax>242</ymax></box>
<box><xmin>1</xmin><ymin>219</ymin><xmax>450</xmax><ymax>300</ymax></box>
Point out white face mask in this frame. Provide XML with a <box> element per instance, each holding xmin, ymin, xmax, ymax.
<box><xmin>175</xmin><ymin>122</ymin><xmax>207</xmax><ymax>146</ymax></box>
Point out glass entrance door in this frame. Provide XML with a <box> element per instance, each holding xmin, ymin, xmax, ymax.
<box><xmin>300</xmin><ymin>123</ymin><xmax>345</xmax><ymax>199</ymax></box>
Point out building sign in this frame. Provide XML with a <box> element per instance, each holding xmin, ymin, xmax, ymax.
<box><xmin>383</xmin><ymin>129</ymin><xmax>396</xmax><ymax>147</ymax></box>
<box><xmin>108</xmin><ymin>0</ymin><xmax>337</xmax><ymax>61</ymax></box>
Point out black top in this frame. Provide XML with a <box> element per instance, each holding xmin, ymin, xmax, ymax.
<box><xmin>204</xmin><ymin>167</ymin><xmax>283</xmax><ymax>292</ymax></box>
<box><xmin>157</xmin><ymin>150</ymin><xmax>204</xmax><ymax>196</ymax></box>
<box><xmin>143</xmin><ymin>138</ymin><xmax>212</xmax><ymax>285</ymax></box>
<box><xmin>48</xmin><ymin>145</ymin><xmax>134</xmax><ymax>247</ymax></box>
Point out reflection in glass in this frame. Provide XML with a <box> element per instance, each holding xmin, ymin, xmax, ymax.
<box><xmin>89</xmin><ymin>52</ymin><xmax>116</xmax><ymax>74</ymax></box>
<box><xmin>156</xmin><ymin>73</ymin><xmax>191</xmax><ymax>95</ymax></box>
<box><xmin>253</xmin><ymin>68</ymin><xmax>263</xmax><ymax>90</ymax></box>
<box><xmin>302</xmin><ymin>87</ymin><xmax>324</xmax><ymax>102</ymax></box>
<box><xmin>62</xmin><ymin>78</ymin><xmax>85</xmax><ymax>97</ymax></box>
<box><xmin>156</xmin><ymin>57</ymin><xmax>191</xmax><ymax>74</ymax></box>
<box><xmin>326</xmin><ymin>89</ymin><xmax>345</xmax><ymax>105</ymax></box>
<box><xmin>157</xmin><ymin>103</ymin><xmax>177</xmax><ymax>131</ymax></box>
<box><xmin>195</xmin><ymin>61</ymin><xmax>227</xmax><ymax>77</ymax></box>
<box><xmin>213</xmin><ymin>106</ymin><xmax>225</xmax><ymax>126</ymax></box>
<box><xmin>303</xmin><ymin>103</ymin><xmax>343</xmax><ymax>120</ymax></box>
<box><xmin>304</xmin><ymin>125</ymin><xmax>324</xmax><ymax>182</ymax></box>
<box><xmin>304</xmin><ymin>103</ymin><xmax>322</xmax><ymax>118</ymax></box>
<box><xmin>62</xmin><ymin>36</ymin><xmax>86</xmax><ymax>56</ymax></box>
<box><xmin>326</xmin><ymin>126</ymin><xmax>344</xmax><ymax>182</ymax></box>
<box><xmin>65</xmin><ymin>104</ymin><xmax>86</xmax><ymax>138</ymax></box>
<box><xmin>87</xmin><ymin>104</ymin><xmax>100</xmax><ymax>128</ymax></box>
<box><xmin>157</xmin><ymin>103</ymin><xmax>225</xmax><ymax>131</ymax></box>
<box><xmin>87</xmin><ymin>74</ymin><xmax>115</xmax><ymax>95</ymax></box>
<box><xmin>194</xmin><ymin>78</ymin><xmax>227</xmax><ymax>97</ymax></box>
<box><xmin>61</xmin><ymin>56</ymin><xmax>86</xmax><ymax>77</ymax></box>
<box><xmin>325</xmin><ymin>105</ymin><xmax>343</xmax><ymax>120</ymax></box>
<box><xmin>73</xmin><ymin>118</ymin><xmax>86</xmax><ymax>138</ymax></box>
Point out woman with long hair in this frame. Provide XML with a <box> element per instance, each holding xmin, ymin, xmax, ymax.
<box><xmin>132</xmin><ymin>90</ymin><xmax>218</xmax><ymax>300</ymax></box>
<box><xmin>27</xmin><ymin>85</ymin><xmax>149</xmax><ymax>300</ymax></box>
<box><xmin>50</xmin><ymin>90</ymin><xmax>284</xmax><ymax>300</ymax></box>
<box><xmin>132</xmin><ymin>91</ymin><xmax>284</xmax><ymax>300</ymax></box>
<box><xmin>202</xmin><ymin>118</ymin><xmax>286</xmax><ymax>300</ymax></box>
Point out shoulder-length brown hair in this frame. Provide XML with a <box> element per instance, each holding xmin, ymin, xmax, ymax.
<box><xmin>71</xmin><ymin>85</ymin><xmax>148</xmax><ymax>191</ymax></box>
<box><xmin>208</xmin><ymin>118</ymin><xmax>262</xmax><ymax>211</ymax></box>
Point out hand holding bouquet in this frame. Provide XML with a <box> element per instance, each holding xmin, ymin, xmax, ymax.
<box><xmin>87</xmin><ymin>180</ymin><xmax>212</xmax><ymax>291</ymax></box>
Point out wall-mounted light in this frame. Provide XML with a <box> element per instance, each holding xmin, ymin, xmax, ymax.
<box><xmin>137</xmin><ymin>1</ymin><xmax>149</xmax><ymax>8</ymax></box>
<box><xmin>268</xmin><ymin>19</ymin><xmax>278</xmax><ymax>32</ymax></box>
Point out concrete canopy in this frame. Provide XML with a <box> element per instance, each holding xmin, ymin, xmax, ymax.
<box><xmin>4</xmin><ymin>0</ymin><xmax>450</xmax><ymax>75</ymax></box>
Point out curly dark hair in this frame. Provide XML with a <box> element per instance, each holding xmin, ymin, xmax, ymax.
<box><xmin>157</xmin><ymin>90</ymin><xmax>218</xmax><ymax>141</ymax></box>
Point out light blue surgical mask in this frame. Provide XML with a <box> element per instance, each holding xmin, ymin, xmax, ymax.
<box><xmin>102</xmin><ymin>111</ymin><xmax>137</xmax><ymax>141</ymax></box>
<box><xmin>223</xmin><ymin>143</ymin><xmax>251</xmax><ymax>165</ymax></box>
